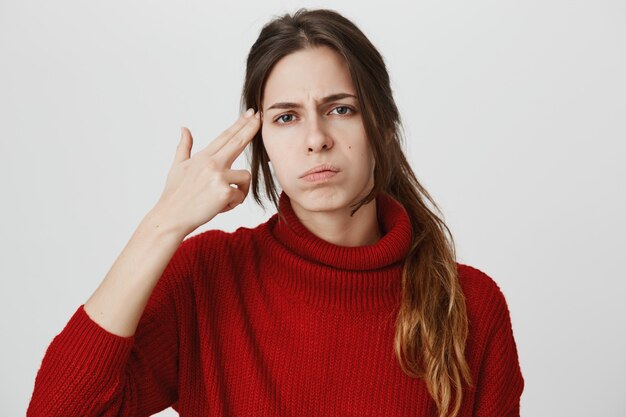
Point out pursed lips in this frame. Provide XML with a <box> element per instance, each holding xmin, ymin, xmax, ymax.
<box><xmin>299</xmin><ymin>163</ymin><xmax>340</xmax><ymax>178</ymax></box>
<box><xmin>299</xmin><ymin>164</ymin><xmax>340</xmax><ymax>182</ymax></box>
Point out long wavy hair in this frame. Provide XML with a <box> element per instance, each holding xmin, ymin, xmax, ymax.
<box><xmin>240</xmin><ymin>8</ymin><xmax>472</xmax><ymax>417</ymax></box>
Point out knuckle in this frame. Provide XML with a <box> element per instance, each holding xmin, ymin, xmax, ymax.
<box><xmin>233</xmin><ymin>135</ymin><xmax>247</xmax><ymax>147</ymax></box>
<box><xmin>179</xmin><ymin>159</ymin><xmax>192</xmax><ymax>170</ymax></box>
<box><xmin>203</xmin><ymin>157</ymin><xmax>220</xmax><ymax>171</ymax></box>
<box><xmin>226</xmin><ymin>186</ymin><xmax>239</xmax><ymax>200</ymax></box>
<box><xmin>213</xmin><ymin>170</ymin><xmax>226</xmax><ymax>183</ymax></box>
<box><xmin>217</xmin><ymin>185</ymin><xmax>233</xmax><ymax>201</ymax></box>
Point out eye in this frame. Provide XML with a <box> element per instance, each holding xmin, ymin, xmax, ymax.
<box><xmin>330</xmin><ymin>106</ymin><xmax>354</xmax><ymax>116</ymax></box>
<box><xmin>276</xmin><ymin>114</ymin><xmax>295</xmax><ymax>124</ymax></box>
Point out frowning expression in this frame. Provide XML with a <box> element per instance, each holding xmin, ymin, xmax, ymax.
<box><xmin>260</xmin><ymin>45</ymin><xmax>375</xmax><ymax>214</ymax></box>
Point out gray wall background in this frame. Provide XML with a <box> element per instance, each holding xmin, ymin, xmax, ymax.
<box><xmin>1</xmin><ymin>0</ymin><xmax>624</xmax><ymax>415</ymax></box>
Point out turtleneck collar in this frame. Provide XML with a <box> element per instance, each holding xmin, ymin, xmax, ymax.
<box><xmin>267</xmin><ymin>191</ymin><xmax>412</xmax><ymax>271</ymax></box>
<box><xmin>255</xmin><ymin>191</ymin><xmax>413</xmax><ymax>311</ymax></box>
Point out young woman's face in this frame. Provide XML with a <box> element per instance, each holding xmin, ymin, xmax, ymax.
<box><xmin>260</xmin><ymin>46</ymin><xmax>375</xmax><ymax>214</ymax></box>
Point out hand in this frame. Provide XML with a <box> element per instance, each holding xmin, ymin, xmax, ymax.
<box><xmin>152</xmin><ymin>108</ymin><xmax>261</xmax><ymax>236</ymax></box>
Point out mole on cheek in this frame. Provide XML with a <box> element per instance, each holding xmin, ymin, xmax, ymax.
<box><xmin>348</xmin><ymin>146</ymin><xmax>352</xmax><ymax>149</ymax></box>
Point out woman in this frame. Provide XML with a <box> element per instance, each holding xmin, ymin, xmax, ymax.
<box><xmin>28</xmin><ymin>8</ymin><xmax>524</xmax><ymax>417</ymax></box>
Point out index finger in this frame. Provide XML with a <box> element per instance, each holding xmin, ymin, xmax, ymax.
<box><xmin>213</xmin><ymin>111</ymin><xmax>261</xmax><ymax>168</ymax></box>
<box><xmin>202</xmin><ymin>108</ymin><xmax>256</xmax><ymax>156</ymax></box>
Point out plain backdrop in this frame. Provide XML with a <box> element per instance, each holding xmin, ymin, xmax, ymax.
<box><xmin>1</xmin><ymin>0</ymin><xmax>624</xmax><ymax>416</ymax></box>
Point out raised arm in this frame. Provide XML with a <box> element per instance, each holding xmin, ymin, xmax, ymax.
<box><xmin>27</xmin><ymin>109</ymin><xmax>261</xmax><ymax>416</ymax></box>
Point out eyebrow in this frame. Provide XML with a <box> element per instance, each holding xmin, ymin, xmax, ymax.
<box><xmin>265</xmin><ymin>93</ymin><xmax>358</xmax><ymax>111</ymax></box>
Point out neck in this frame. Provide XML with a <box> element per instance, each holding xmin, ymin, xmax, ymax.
<box><xmin>290</xmin><ymin>197</ymin><xmax>382</xmax><ymax>247</ymax></box>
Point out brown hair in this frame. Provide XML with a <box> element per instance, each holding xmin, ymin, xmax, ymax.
<box><xmin>240</xmin><ymin>8</ymin><xmax>472</xmax><ymax>416</ymax></box>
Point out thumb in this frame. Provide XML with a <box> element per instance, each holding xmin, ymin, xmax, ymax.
<box><xmin>173</xmin><ymin>126</ymin><xmax>193</xmax><ymax>166</ymax></box>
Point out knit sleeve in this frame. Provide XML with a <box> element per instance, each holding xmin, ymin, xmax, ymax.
<box><xmin>472</xmin><ymin>282</ymin><xmax>525</xmax><ymax>417</ymax></box>
<box><xmin>27</xmin><ymin>238</ymin><xmax>193</xmax><ymax>417</ymax></box>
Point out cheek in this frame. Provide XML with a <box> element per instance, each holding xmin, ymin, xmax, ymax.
<box><xmin>261</xmin><ymin>126</ymin><xmax>287</xmax><ymax>157</ymax></box>
<box><xmin>354</xmin><ymin>142</ymin><xmax>375</xmax><ymax>172</ymax></box>
<box><xmin>348</xmin><ymin>136</ymin><xmax>372</xmax><ymax>158</ymax></box>
<box><xmin>262</xmin><ymin>126</ymin><xmax>301</xmax><ymax>159</ymax></box>
<box><xmin>261</xmin><ymin>139</ymin><xmax>287</xmax><ymax>177</ymax></box>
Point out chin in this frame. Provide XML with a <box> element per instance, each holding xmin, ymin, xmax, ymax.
<box><xmin>289</xmin><ymin>187</ymin><xmax>358</xmax><ymax>213</ymax></box>
<box><xmin>299</xmin><ymin>200</ymin><xmax>342</xmax><ymax>213</ymax></box>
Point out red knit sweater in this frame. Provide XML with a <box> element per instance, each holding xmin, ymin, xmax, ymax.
<box><xmin>28</xmin><ymin>191</ymin><xmax>524</xmax><ymax>416</ymax></box>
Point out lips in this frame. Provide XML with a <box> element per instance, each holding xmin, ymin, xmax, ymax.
<box><xmin>300</xmin><ymin>163</ymin><xmax>340</xmax><ymax>183</ymax></box>
<box><xmin>299</xmin><ymin>163</ymin><xmax>340</xmax><ymax>178</ymax></box>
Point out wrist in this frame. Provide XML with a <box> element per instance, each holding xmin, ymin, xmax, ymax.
<box><xmin>139</xmin><ymin>208</ymin><xmax>188</xmax><ymax>242</ymax></box>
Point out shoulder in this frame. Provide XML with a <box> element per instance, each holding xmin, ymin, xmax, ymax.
<box><xmin>456</xmin><ymin>263</ymin><xmax>516</xmax><ymax>334</ymax></box>
<box><xmin>190</xmin><ymin>222</ymin><xmax>266</xmax><ymax>252</ymax></box>
<box><xmin>458</xmin><ymin>264</ymin><xmax>525</xmax><ymax>411</ymax></box>
<box><xmin>161</xmin><ymin>223</ymin><xmax>266</xmax><ymax>293</ymax></box>
<box><xmin>456</xmin><ymin>263</ymin><xmax>504</xmax><ymax>298</ymax></box>
<box><xmin>178</xmin><ymin>222</ymin><xmax>267</xmax><ymax>270</ymax></box>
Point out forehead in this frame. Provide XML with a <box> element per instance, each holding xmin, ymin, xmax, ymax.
<box><xmin>262</xmin><ymin>46</ymin><xmax>355</xmax><ymax>107</ymax></box>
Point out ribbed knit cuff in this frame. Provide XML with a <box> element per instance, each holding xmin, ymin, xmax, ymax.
<box><xmin>48</xmin><ymin>304</ymin><xmax>136</xmax><ymax>380</ymax></box>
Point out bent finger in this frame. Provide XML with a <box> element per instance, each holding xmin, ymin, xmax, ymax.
<box><xmin>219</xmin><ymin>187</ymin><xmax>246</xmax><ymax>213</ymax></box>
<box><xmin>224</xmin><ymin>169</ymin><xmax>251</xmax><ymax>199</ymax></box>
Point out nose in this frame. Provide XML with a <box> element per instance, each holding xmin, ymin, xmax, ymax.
<box><xmin>305</xmin><ymin>115</ymin><xmax>334</xmax><ymax>153</ymax></box>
